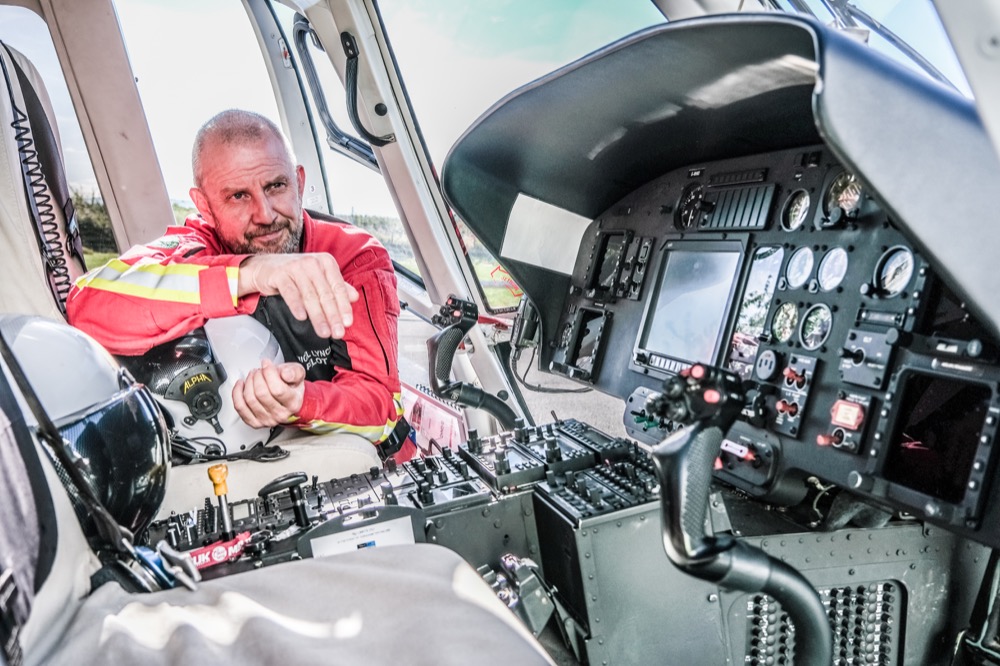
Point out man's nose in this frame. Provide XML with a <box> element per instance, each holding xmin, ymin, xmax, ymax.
<box><xmin>250</xmin><ymin>193</ymin><xmax>276</xmax><ymax>224</ymax></box>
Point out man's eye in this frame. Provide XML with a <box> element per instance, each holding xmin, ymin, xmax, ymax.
<box><xmin>231</xmin><ymin>192</ymin><xmax>248</xmax><ymax>201</ymax></box>
<box><xmin>268</xmin><ymin>182</ymin><xmax>286</xmax><ymax>192</ymax></box>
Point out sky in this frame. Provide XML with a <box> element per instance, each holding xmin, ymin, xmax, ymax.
<box><xmin>0</xmin><ymin>0</ymin><xmax>972</xmax><ymax>216</ymax></box>
<box><xmin>0</xmin><ymin>0</ymin><xmax>661</xmax><ymax>216</ymax></box>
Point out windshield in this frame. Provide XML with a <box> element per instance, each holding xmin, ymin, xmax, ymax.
<box><xmin>377</xmin><ymin>0</ymin><xmax>666</xmax><ymax>312</ymax></box>
<box><xmin>380</xmin><ymin>1</ymin><xmax>968</xmax><ymax>169</ymax></box>
<box><xmin>378</xmin><ymin>1</ymin><xmax>666</xmax><ymax>169</ymax></box>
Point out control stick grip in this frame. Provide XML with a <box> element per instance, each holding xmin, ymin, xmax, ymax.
<box><xmin>652</xmin><ymin>423</ymin><xmax>726</xmax><ymax>565</ymax></box>
<box><xmin>429</xmin><ymin>327</ymin><xmax>464</xmax><ymax>388</ymax></box>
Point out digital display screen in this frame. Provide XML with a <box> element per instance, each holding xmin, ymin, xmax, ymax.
<box><xmin>590</xmin><ymin>233</ymin><xmax>629</xmax><ymax>291</ymax></box>
<box><xmin>640</xmin><ymin>248</ymin><xmax>742</xmax><ymax>366</ymax></box>
<box><xmin>727</xmin><ymin>246</ymin><xmax>783</xmax><ymax>380</ymax></box>
<box><xmin>884</xmin><ymin>371</ymin><xmax>991</xmax><ymax>504</ymax></box>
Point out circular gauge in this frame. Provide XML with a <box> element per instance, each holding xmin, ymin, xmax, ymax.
<box><xmin>771</xmin><ymin>302</ymin><xmax>799</xmax><ymax>343</ymax></box>
<box><xmin>824</xmin><ymin>171</ymin><xmax>864</xmax><ymax>216</ymax></box>
<box><xmin>800</xmin><ymin>304</ymin><xmax>834</xmax><ymax>350</ymax></box>
<box><xmin>817</xmin><ymin>247</ymin><xmax>849</xmax><ymax>291</ymax></box>
<box><xmin>781</xmin><ymin>190</ymin><xmax>811</xmax><ymax>231</ymax></box>
<box><xmin>785</xmin><ymin>247</ymin><xmax>814</xmax><ymax>289</ymax></box>
<box><xmin>675</xmin><ymin>183</ymin><xmax>704</xmax><ymax>230</ymax></box>
<box><xmin>875</xmin><ymin>246</ymin><xmax>915</xmax><ymax>296</ymax></box>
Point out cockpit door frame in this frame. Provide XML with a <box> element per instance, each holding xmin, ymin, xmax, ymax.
<box><xmin>246</xmin><ymin>0</ymin><xmax>526</xmax><ymax>427</ymax></box>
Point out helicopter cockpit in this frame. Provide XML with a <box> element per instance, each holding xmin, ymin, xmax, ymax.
<box><xmin>3</xmin><ymin>2</ymin><xmax>1000</xmax><ymax>665</ymax></box>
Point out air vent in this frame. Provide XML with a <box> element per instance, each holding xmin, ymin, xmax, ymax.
<box><xmin>701</xmin><ymin>183</ymin><xmax>775</xmax><ymax>230</ymax></box>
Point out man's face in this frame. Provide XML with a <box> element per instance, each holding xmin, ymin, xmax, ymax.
<box><xmin>190</xmin><ymin>134</ymin><xmax>306</xmax><ymax>255</ymax></box>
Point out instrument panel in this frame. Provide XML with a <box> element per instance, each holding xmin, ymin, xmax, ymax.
<box><xmin>546</xmin><ymin>144</ymin><xmax>1000</xmax><ymax>543</ymax></box>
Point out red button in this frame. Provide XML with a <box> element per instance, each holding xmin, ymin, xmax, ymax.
<box><xmin>691</xmin><ymin>364</ymin><xmax>706</xmax><ymax>379</ymax></box>
<box><xmin>703</xmin><ymin>389</ymin><xmax>721</xmax><ymax>404</ymax></box>
<box><xmin>830</xmin><ymin>400</ymin><xmax>865</xmax><ymax>430</ymax></box>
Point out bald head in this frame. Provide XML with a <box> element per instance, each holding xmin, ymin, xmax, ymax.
<box><xmin>188</xmin><ymin>109</ymin><xmax>307</xmax><ymax>255</ymax></box>
<box><xmin>192</xmin><ymin>110</ymin><xmax>294</xmax><ymax>188</ymax></box>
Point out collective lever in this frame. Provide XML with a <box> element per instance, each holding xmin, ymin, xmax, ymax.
<box><xmin>208</xmin><ymin>463</ymin><xmax>234</xmax><ymax>540</ymax></box>
<box><xmin>648</xmin><ymin>364</ymin><xmax>833</xmax><ymax>665</ymax></box>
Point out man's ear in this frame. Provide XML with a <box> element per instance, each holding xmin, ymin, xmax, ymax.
<box><xmin>296</xmin><ymin>165</ymin><xmax>306</xmax><ymax>198</ymax></box>
<box><xmin>190</xmin><ymin>187</ymin><xmax>214</xmax><ymax>225</ymax></box>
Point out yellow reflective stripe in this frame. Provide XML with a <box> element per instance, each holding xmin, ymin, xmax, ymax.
<box><xmin>300</xmin><ymin>421</ymin><xmax>388</xmax><ymax>441</ymax></box>
<box><xmin>226</xmin><ymin>265</ymin><xmax>239</xmax><ymax>307</ymax></box>
<box><xmin>75</xmin><ymin>259</ymin><xmax>240</xmax><ymax>305</ymax></box>
<box><xmin>81</xmin><ymin>277</ymin><xmax>201</xmax><ymax>304</ymax></box>
<box><xmin>299</xmin><ymin>394</ymin><xmax>406</xmax><ymax>443</ymax></box>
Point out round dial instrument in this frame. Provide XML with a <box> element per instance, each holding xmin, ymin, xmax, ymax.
<box><xmin>800</xmin><ymin>304</ymin><xmax>833</xmax><ymax>350</ymax></box>
<box><xmin>817</xmin><ymin>247</ymin><xmax>849</xmax><ymax>291</ymax></box>
<box><xmin>771</xmin><ymin>302</ymin><xmax>798</xmax><ymax>343</ymax></box>
<box><xmin>781</xmin><ymin>190</ymin><xmax>811</xmax><ymax>231</ymax></box>
<box><xmin>824</xmin><ymin>171</ymin><xmax>864</xmax><ymax>217</ymax></box>
<box><xmin>785</xmin><ymin>247</ymin><xmax>814</xmax><ymax>290</ymax></box>
<box><xmin>875</xmin><ymin>247</ymin><xmax>915</xmax><ymax>297</ymax></box>
<box><xmin>675</xmin><ymin>183</ymin><xmax>704</xmax><ymax>230</ymax></box>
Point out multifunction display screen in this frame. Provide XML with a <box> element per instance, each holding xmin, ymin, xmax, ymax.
<box><xmin>639</xmin><ymin>247</ymin><xmax>742</xmax><ymax>368</ymax></box>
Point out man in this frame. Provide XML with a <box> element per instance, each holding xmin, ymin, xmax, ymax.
<box><xmin>67</xmin><ymin>109</ymin><xmax>409</xmax><ymax>458</ymax></box>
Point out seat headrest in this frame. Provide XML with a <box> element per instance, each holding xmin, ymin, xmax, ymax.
<box><xmin>0</xmin><ymin>41</ymin><xmax>87</xmax><ymax>318</ymax></box>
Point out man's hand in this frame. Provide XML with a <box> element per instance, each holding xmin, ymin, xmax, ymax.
<box><xmin>238</xmin><ymin>253</ymin><xmax>359</xmax><ymax>339</ymax></box>
<box><xmin>232</xmin><ymin>359</ymin><xmax>307</xmax><ymax>428</ymax></box>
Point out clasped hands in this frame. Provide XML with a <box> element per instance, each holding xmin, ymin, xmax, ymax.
<box><xmin>233</xmin><ymin>253</ymin><xmax>357</xmax><ymax>427</ymax></box>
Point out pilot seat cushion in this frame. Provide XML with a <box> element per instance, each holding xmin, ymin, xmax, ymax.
<box><xmin>45</xmin><ymin>544</ymin><xmax>554</xmax><ymax>666</ymax></box>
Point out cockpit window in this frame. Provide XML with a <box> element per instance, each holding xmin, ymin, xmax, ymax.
<box><xmin>770</xmin><ymin>0</ymin><xmax>971</xmax><ymax>97</ymax></box>
<box><xmin>0</xmin><ymin>6</ymin><xmax>111</xmax><ymax>265</ymax></box>
<box><xmin>267</xmin><ymin>3</ymin><xmax>423</xmax><ymax>281</ymax></box>
<box><xmin>376</xmin><ymin>0</ymin><xmax>666</xmax><ymax>312</ymax></box>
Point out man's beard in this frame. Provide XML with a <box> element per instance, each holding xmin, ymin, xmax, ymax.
<box><xmin>225</xmin><ymin>218</ymin><xmax>303</xmax><ymax>255</ymax></box>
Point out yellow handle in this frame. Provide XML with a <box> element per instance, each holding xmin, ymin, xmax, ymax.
<box><xmin>208</xmin><ymin>463</ymin><xmax>229</xmax><ymax>496</ymax></box>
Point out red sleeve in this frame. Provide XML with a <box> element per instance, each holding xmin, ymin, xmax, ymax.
<box><xmin>293</xmin><ymin>247</ymin><xmax>403</xmax><ymax>443</ymax></box>
<box><xmin>66</xmin><ymin>224</ymin><xmax>258</xmax><ymax>355</ymax></box>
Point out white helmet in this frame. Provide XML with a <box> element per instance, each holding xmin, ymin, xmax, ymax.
<box><xmin>0</xmin><ymin>314</ymin><xmax>170</xmax><ymax>534</ymax></box>
<box><xmin>120</xmin><ymin>315</ymin><xmax>282</xmax><ymax>460</ymax></box>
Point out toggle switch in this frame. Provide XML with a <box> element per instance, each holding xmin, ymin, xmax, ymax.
<box><xmin>776</xmin><ymin>399</ymin><xmax>799</xmax><ymax>417</ymax></box>
<box><xmin>782</xmin><ymin>367</ymin><xmax>806</xmax><ymax>388</ymax></box>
